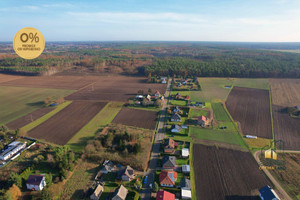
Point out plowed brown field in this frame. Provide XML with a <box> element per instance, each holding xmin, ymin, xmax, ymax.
<box><xmin>193</xmin><ymin>144</ymin><xmax>272</xmax><ymax>200</ymax></box>
<box><xmin>6</xmin><ymin>107</ymin><xmax>54</xmax><ymax>130</ymax></box>
<box><xmin>269</xmin><ymin>79</ymin><xmax>300</xmax><ymax>107</ymax></box>
<box><xmin>28</xmin><ymin>101</ymin><xmax>107</xmax><ymax>145</ymax></box>
<box><xmin>112</xmin><ymin>108</ymin><xmax>157</xmax><ymax>129</ymax></box>
<box><xmin>225</xmin><ymin>87</ymin><xmax>272</xmax><ymax>139</ymax></box>
<box><xmin>65</xmin><ymin>76</ymin><xmax>166</xmax><ymax>102</ymax></box>
<box><xmin>272</xmin><ymin>105</ymin><xmax>300</xmax><ymax>150</ymax></box>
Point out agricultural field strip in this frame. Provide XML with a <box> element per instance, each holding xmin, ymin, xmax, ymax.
<box><xmin>27</xmin><ymin>101</ymin><xmax>107</xmax><ymax>145</ymax></box>
<box><xmin>193</xmin><ymin>144</ymin><xmax>273</xmax><ymax>200</ymax></box>
<box><xmin>225</xmin><ymin>86</ymin><xmax>273</xmax><ymax>139</ymax></box>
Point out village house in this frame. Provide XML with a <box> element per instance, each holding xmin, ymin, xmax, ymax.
<box><xmin>185</xmin><ymin>96</ymin><xmax>190</xmax><ymax>101</ymax></box>
<box><xmin>160</xmin><ymin>96</ymin><xmax>164</xmax><ymax>101</ymax></box>
<box><xmin>135</xmin><ymin>95</ymin><xmax>144</xmax><ymax>100</ymax></box>
<box><xmin>173</xmin><ymin>106</ymin><xmax>181</xmax><ymax>113</ymax></box>
<box><xmin>296</xmin><ymin>105</ymin><xmax>300</xmax><ymax>111</ymax></box>
<box><xmin>164</xmin><ymin>138</ymin><xmax>177</xmax><ymax>153</ymax></box>
<box><xmin>198</xmin><ymin>115</ymin><xmax>207</xmax><ymax>127</ymax></box>
<box><xmin>112</xmin><ymin>185</ymin><xmax>128</xmax><ymax>200</ymax></box>
<box><xmin>120</xmin><ymin>165</ymin><xmax>135</xmax><ymax>181</ymax></box>
<box><xmin>159</xmin><ymin>170</ymin><xmax>177</xmax><ymax>187</ymax></box>
<box><xmin>180</xmin><ymin>177</ymin><xmax>191</xmax><ymax>190</ymax></box>
<box><xmin>146</xmin><ymin>94</ymin><xmax>151</xmax><ymax>101</ymax></box>
<box><xmin>170</xmin><ymin>124</ymin><xmax>182</xmax><ymax>133</ymax></box>
<box><xmin>154</xmin><ymin>90</ymin><xmax>161</xmax><ymax>97</ymax></box>
<box><xmin>162</xmin><ymin>156</ymin><xmax>176</xmax><ymax>169</ymax></box>
<box><xmin>175</xmin><ymin>93</ymin><xmax>182</xmax><ymax>99</ymax></box>
<box><xmin>100</xmin><ymin>160</ymin><xmax>114</xmax><ymax>174</ymax></box>
<box><xmin>90</xmin><ymin>184</ymin><xmax>104</xmax><ymax>200</ymax></box>
<box><xmin>181</xmin><ymin>125</ymin><xmax>188</xmax><ymax>129</ymax></box>
<box><xmin>26</xmin><ymin>175</ymin><xmax>46</xmax><ymax>191</ymax></box>
<box><xmin>171</xmin><ymin>113</ymin><xmax>181</xmax><ymax>122</ymax></box>
<box><xmin>162</xmin><ymin>79</ymin><xmax>167</xmax><ymax>84</ymax></box>
<box><xmin>181</xmin><ymin>148</ymin><xmax>189</xmax><ymax>158</ymax></box>
<box><xmin>156</xmin><ymin>190</ymin><xmax>175</xmax><ymax>200</ymax></box>
<box><xmin>181</xmin><ymin>189</ymin><xmax>192</xmax><ymax>199</ymax></box>
<box><xmin>182</xmin><ymin>165</ymin><xmax>190</xmax><ymax>174</ymax></box>
<box><xmin>259</xmin><ymin>185</ymin><xmax>280</xmax><ymax>200</ymax></box>
<box><xmin>177</xmin><ymin>82</ymin><xmax>182</xmax><ymax>87</ymax></box>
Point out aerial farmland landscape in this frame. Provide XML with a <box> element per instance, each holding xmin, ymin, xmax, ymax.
<box><xmin>1</xmin><ymin>1</ymin><xmax>300</xmax><ymax>200</ymax></box>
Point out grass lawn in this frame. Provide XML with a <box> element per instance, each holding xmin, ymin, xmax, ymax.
<box><xmin>191</xmin><ymin>78</ymin><xmax>269</xmax><ymax>102</ymax></box>
<box><xmin>211</xmin><ymin>102</ymin><xmax>231</xmax><ymax>121</ymax></box>
<box><xmin>0</xmin><ymin>86</ymin><xmax>74</xmax><ymax>125</ymax></box>
<box><xmin>67</xmin><ymin>102</ymin><xmax>123</xmax><ymax>152</ymax></box>
<box><xmin>176</xmin><ymin>158</ymin><xmax>189</xmax><ymax>165</ymax></box>
<box><xmin>171</xmin><ymin>91</ymin><xmax>191</xmax><ymax>97</ymax></box>
<box><xmin>170</xmin><ymin>100</ymin><xmax>187</xmax><ymax>106</ymax></box>
<box><xmin>22</xmin><ymin>101</ymin><xmax>72</xmax><ymax>132</ymax></box>
<box><xmin>190</xmin><ymin>126</ymin><xmax>246</xmax><ymax>148</ymax></box>
<box><xmin>189</xmin><ymin>108</ymin><xmax>208</xmax><ymax>118</ymax></box>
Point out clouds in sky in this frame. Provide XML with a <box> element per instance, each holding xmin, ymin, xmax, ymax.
<box><xmin>0</xmin><ymin>0</ymin><xmax>299</xmax><ymax>42</ymax></box>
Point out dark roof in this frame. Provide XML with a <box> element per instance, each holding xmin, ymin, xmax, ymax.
<box><xmin>162</xmin><ymin>156</ymin><xmax>176</xmax><ymax>168</ymax></box>
<box><xmin>26</xmin><ymin>175</ymin><xmax>44</xmax><ymax>186</ymax></box>
<box><xmin>180</xmin><ymin>177</ymin><xmax>191</xmax><ymax>189</ymax></box>
<box><xmin>171</xmin><ymin>113</ymin><xmax>181</xmax><ymax>120</ymax></box>
<box><xmin>259</xmin><ymin>185</ymin><xmax>278</xmax><ymax>200</ymax></box>
<box><xmin>122</xmin><ymin>165</ymin><xmax>134</xmax><ymax>179</ymax></box>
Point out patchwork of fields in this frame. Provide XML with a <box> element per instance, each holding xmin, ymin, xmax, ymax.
<box><xmin>28</xmin><ymin>101</ymin><xmax>107</xmax><ymax>145</ymax></box>
<box><xmin>193</xmin><ymin>144</ymin><xmax>272</xmax><ymax>200</ymax></box>
<box><xmin>0</xmin><ymin>86</ymin><xmax>74</xmax><ymax>125</ymax></box>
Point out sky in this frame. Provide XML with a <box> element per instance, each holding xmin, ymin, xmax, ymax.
<box><xmin>0</xmin><ymin>0</ymin><xmax>300</xmax><ymax>42</ymax></box>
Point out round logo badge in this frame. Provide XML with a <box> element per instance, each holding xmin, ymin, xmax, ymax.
<box><xmin>13</xmin><ymin>27</ymin><xmax>45</xmax><ymax>59</ymax></box>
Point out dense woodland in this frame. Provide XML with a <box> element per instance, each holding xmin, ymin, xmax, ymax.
<box><xmin>0</xmin><ymin>42</ymin><xmax>300</xmax><ymax>77</ymax></box>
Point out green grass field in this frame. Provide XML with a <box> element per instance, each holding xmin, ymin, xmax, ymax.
<box><xmin>211</xmin><ymin>102</ymin><xmax>231</xmax><ymax>121</ymax></box>
<box><xmin>170</xmin><ymin>100</ymin><xmax>187</xmax><ymax>106</ymax></box>
<box><xmin>190</xmin><ymin>78</ymin><xmax>269</xmax><ymax>102</ymax></box>
<box><xmin>190</xmin><ymin>126</ymin><xmax>246</xmax><ymax>148</ymax></box>
<box><xmin>0</xmin><ymin>86</ymin><xmax>74</xmax><ymax>125</ymax></box>
<box><xmin>189</xmin><ymin>108</ymin><xmax>208</xmax><ymax>118</ymax></box>
<box><xmin>67</xmin><ymin>102</ymin><xmax>123</xmax><ymax>152</ymax></box>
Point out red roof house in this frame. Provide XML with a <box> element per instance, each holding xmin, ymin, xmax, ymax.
<box><xmin>197</xmin><ymin>115</ymin><xmax>207</xmax><ymax>127</ymax></box>
<box><xmin>156</xmin><ymin>190</ymin><xmax>175</xmax><ymax>200</ymax></box>
<box><xmin>159</xmin><ymin>170</ymin><xmax>177</xmax><ymax>187</ymax></box>
<box><xmin>154</xmin><ymin>91</ymin><xmax>161</xmax><ymax>97</ymax></box>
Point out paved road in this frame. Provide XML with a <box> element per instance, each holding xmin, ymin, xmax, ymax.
<box><xmin>140</xmin><ymin>79</ymin><xmax>172</xmax><ymax>200</ymax></box>
<box><xmin>254</xmin><ymin>150</ymin><xmax>300</xmax><ymax>200</ymax></box>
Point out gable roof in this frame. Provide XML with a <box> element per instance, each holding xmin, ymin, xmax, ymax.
<box><xmin>155</xmin><ymin>91</ymin><xmax>161</xmax><ymax>96</ymax></box>
<box><xmin>171</xmin><ymin>124</ymin><xmax>182</xmax><ymax>131</ymax></box>
<box><xmin>259</xmin><ymin>185</ymin><xmax>280</xmax><ymax>200</ymax></box>
<box><xmin>182</xmin><ymin>165</ymin><xmax>190</xmax><ymax>172</ymax></box>
<box><xmin>164</xmin><ymin>138</ymin><xmax>176</xmax><ymax>148</ymax></box>
<box><xmin>156</xmin><ymin>190</ymin><xmax>175</xmax><ymax>200</ymax></box>
<box><xmin>113</xmin><ymin>185</ymin><xmax>128</xmax><ymax>200</ymax></box>
<box><xmin>296</xmin><ymin>105</ymin><xmax>300</xmax><ymax>110</ymax></box>
<box><xmin>92</xmin><ymin>184</ymin><xmax>104</xmax><ymax>198</ymax></box>
<box><xmin>162</xmin><ymin>156</ymin><xmax>176</xmax><ymax>168</ymax></box>
<box><xmin>159</xmin><ymin>170</ymin><xmax>177</xmax><ymax>185</ymax></box>
<box><xmin>171</xmin><ymin>113</ymin><xmax>181</xmax><ymax>121</ymax></box>
<box><xmin>198</xmin><ymin>115</ymin><xmax>207</xmax><ymax>122</ymax></box>
<box><xmin>122</xmin><ymin>165</ymin><xmax>134</xmax><ymax>179</ymax></box>
<box><xmin>26</xmin><ymin>175</ymin><xmax>44</xmax><ymax>186</ymax></box>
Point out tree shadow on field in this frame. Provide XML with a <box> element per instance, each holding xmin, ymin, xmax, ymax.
<box><xmin>225</xmin><ymin>195</ymin><xmax>260</xmax><ymax>200</ymax></box>
<box><xmin>70</xmin><ymin>189</ymin><xmax>85</xmax><ymax>199</ymax></box>
<box><xmin>26</xmin><ymin>101</ymin><xmax>44</xmax><ymax>107</ymax></box>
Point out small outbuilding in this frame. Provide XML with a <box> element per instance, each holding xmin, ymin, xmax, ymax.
<box><xmin>181</xmin><ymin>189</ymin><xmax>192</xmax><ymax>199</ymax></box>
<box><xmin>182</xmin><ymin>165</ymin><xmax>190</xmax><ymax>174</ymax></box>
<box><xmin>181</xmin><ymin>148</ymin><xmax>189</xmax><ymax>158</ymax></box>
<box><xmin>171</xmin><ymin>124</ymin><xmax>182</xmax><ymax>133</ymax></box>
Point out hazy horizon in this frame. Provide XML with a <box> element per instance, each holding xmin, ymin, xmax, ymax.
<box><xmin>1</xmin><ymin>0</ymin><xmax>300</xmax><ymax>42</ymax></box>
